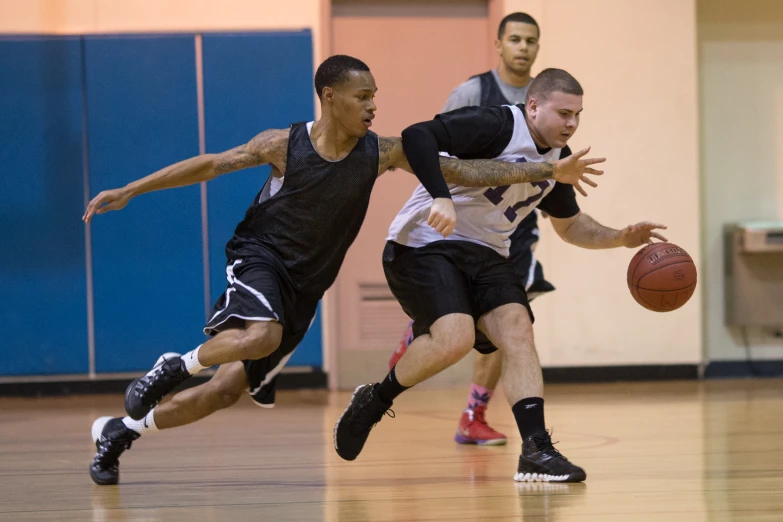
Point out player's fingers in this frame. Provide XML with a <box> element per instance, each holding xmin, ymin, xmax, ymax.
<box><xmin>581</xmin><ymin>177</ymin><xmax>598</xmax><ymax>188</ymax></box>
<box><xmin>583</xmin><ymin>157</ymin><xmax>606</xmax><ymax>165</ymax></box>
<box><xmin>574</xmin><ymin>182</ymin><xmax>588</xmax><ymax>198</ymax></box>
<box><xmin>572</xmin><ymin>146</ymin><xmax>591</xmax><ymax>159</ymax></box>
<box><xmin>584</xmin><ymin>167</ymin><xmax>603</xmax><ymax>175</ymax></box>
<box><xmin>640</xmin><ymin>222</ymin><xmax>667</xmax><ymax>230</ymax></box>
<box><xmin>651</xmin><ymin>232</ymin><xmax>668</xmax><ymax>242</ymax></box>
<box><xmin>83</xmin><ymin>199</ymin><xmax>99</xmax><ymax>220</ymax></box>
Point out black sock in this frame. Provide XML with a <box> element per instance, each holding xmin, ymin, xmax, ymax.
<box><xmin>376</xmin><ymin>366</ymin><xmax>409</xmax><ymax>404</ymax></box>
<box><xmin>512</xmin><ymin>397</ymin><xmax>546</xmax><ymax>439</ymax></box>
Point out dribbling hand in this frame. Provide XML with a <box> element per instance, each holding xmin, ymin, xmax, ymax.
<box><xmin>619</xmin><ymin>222</ymin><xmax>668</xmax><ymax>248</ymax></box>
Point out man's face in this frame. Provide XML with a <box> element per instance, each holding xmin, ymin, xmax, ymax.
<box><xmin>496</xmin><ymin>22</ymin><xmax>540</xmax><ymax>76</ymax></box>
<box><xmin>527</xmin><ymin>91</ymin><xmax>582</xmax><ymax>148</ymax></box>
<box><xmin>326</xmin><ymin>70</ymin><xmax>377</xmax><ymax>138</ymax></box>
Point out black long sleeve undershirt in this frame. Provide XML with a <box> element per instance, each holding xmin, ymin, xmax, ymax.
<box><xmin>400</xmin><ymin>120</ymin><xmax>452</xmax><ymax>200</ymax></box>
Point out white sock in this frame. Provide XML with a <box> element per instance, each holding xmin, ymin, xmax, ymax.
<box><xmin>122</xmin><ymin>410</ymin><xmax>158</xmax><ymax>435</ymax></box>
<box><xmin>182</xmin><ymin>345</ymin><xmax>207</xmax><ymax>375</ymax></box>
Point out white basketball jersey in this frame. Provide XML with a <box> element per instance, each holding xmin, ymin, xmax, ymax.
<box><xmin>388</xmin><ymin>105</ymin><xmax>561</xmax><ymax>257</ymax></box>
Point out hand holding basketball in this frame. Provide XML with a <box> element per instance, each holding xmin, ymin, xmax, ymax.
<box><xmin>618</xmin><ymin>222</ymin><xmax>668</xmax><ymax>248</ymax></box>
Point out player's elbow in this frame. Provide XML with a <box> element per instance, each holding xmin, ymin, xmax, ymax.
<box><xmin>401</xmin><ymin>123</ymin><xmax>428</xmax><ymax>147</ymax></box>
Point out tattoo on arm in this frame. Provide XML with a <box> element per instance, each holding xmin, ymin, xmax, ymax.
<box><xmin>378</xmin><ymin>136</ymin><xmax>404</xmax><ymax>175</ymax></box>
<box><xmin>438</xmin><ymin>157</ymin><xmax>554</xmax><ymax>187</ymax></box>
<box><xmin>214</xmin><ymin>129</ymin><xmax>288</xmax><ymax>175</ymax></box>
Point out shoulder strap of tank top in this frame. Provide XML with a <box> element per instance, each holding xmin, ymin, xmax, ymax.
<box><xmin>476</xmin><ymin>71</ymin><xmax>511</xmax><ymax>107</ymax></box>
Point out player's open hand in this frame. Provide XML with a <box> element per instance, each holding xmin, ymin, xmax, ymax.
<box><xmin>619</xmin><ymin>222</ymin><xmax>668</xmax><ymax>248</ymax></box>
<box><xmin>552</xmin><ymin>147</ymin><xmax>605</xmax><ymax>197</ymax></box>
<box><xmin>428</xmin><ymin>197</ymin><xmax>456</xmax><ymax>238</ymax></box>
<box><xmin>83</xmin><ymin>188</ymin><xmax>132</xmax><ymax>223</ymax></box>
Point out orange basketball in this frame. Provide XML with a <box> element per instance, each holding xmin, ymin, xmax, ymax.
<box><xmin>627</xmin><ymin>242</ymin><xmax>697</xmax><ymax>312</ymax></box>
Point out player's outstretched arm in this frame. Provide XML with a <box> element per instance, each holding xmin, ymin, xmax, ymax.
<box><xmin>438</xmin><ymin>147</ymin><xmax>604</xmax><ymax>194</ymax></box>
<box><xmin>549</xmin><ymin>212</ymin><xmax>668</xmax><ymax>249</ymax></box>
<box><xmin>83</xmin><ymin>129</ymin><xmax>289</xmax><ymax>223</ymax></box>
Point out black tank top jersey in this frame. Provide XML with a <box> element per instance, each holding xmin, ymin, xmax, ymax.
<box><xmin>226</xmin><ymin>122</ymin><xmax>380</xmax><ymax>297</ymax></box>
<box><xmin>470</xmin><ymin>71</ymin><xmax>540</xmax><ymax>255</ymax></box>
<box><xmin>473</xmin><ymin>71</ymin><xmax>511</xmax><ymax>107</ymax></box>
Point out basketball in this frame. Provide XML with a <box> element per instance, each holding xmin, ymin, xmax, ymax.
<box><xmin>627</xmin><ymin>242</ymin><xmax>697</xmax><ymax>312</ymax></box>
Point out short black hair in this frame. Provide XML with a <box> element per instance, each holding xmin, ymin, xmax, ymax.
<box><xmin>498</xmin><ymin>12</ymin><xmax>539</xmax><ymax>40</ymax></box>
<box><xmin>526</xmin><ymin>68</ymin><xmax>583</xmax><ymax>102</ymax></box>
<box><xmin>314</xmin><ymin>55</ymin><xmax>370</xmax><ymax>99</ymax></box>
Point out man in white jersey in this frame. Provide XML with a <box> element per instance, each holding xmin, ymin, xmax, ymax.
<box><xmin>334</xmin><ymin>68</ymin><xmax>667</xmax><ymax>483</ymax></box>
<box><xmin>387</xmin><ymin>12</ymin><xmax>552</xmax><ymax>446</ymax></box>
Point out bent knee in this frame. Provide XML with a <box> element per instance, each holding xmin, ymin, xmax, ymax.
<box><xmin>210</xmin><ymin>387</ymin><xmax>243</xmax><ymax>410</ymax></box>
<box><xmin>429</xmin><ymin>315</ymin><xmax>476</xmax><ymax>357</ymax></box>
<box><xmin>238</xmin><ymin>322</ymin><xmax>283</xmax><ymax>360</ymax></box>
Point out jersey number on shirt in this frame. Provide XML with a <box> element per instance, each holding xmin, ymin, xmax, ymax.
<box><xmin>482</xmin><ymin>158</ymin><xmax>550</xmax><ymax>222</ymax></box>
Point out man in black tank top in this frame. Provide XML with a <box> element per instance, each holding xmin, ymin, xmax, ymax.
<box><xmin>387</xmin><ymin>12</ymin><xmax>556</xmax><ymax>447</ymax></box>
<box><xmin>82</xmin><ymin>54</ymin><xmax>591</xmax><ymax>485</ymax></box>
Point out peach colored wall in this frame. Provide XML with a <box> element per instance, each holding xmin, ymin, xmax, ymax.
<box><xmin>327</xmin><ymin>9</ymin><xmax>491</xmax><ymax>387</ymax></box>
<box><xmin>328</xmin><ymin>0</ymin><xmax>702</xmax><ymax>387</ymax></box>
<box><xmin>496</xmin><ymin>0</ymin><xmax>701</xmax><ymax>366</ymax></box>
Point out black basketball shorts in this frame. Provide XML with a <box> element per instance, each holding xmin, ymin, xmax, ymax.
<box><xmin>382</xmin><ymin>240</ymin><xmax>533</xmax><ymax>355</ymax></box>
<box><xmin>204</xmin><ymin>256</ymin><xmax>318</xmax><ymax>407</ymax></box>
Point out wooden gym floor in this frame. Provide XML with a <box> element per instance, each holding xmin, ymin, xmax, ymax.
<box><xmin>0</xmin><ymin>379</ymin><xmax>782</xmax><ymax>521</ymax></box>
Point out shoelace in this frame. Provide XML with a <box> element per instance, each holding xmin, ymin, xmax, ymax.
<box><xmin>94</xmin><ymin>437</ymin><xmax>134</xmax><ymax>468</ymax></box>
<box><xmin>530</xmin><ymin>430</ymin><xmax>566</xmax><ymax>460</ymax></box>
<box><xmin>349</xmin><ymin>389</ymin><xmax>395</xmax><ymax>435</ymax></box>
<box><xmin>472</xmin><ymin>407</ymin><xmax>487</xmax><ymax>424</ymax></box>
<box><xmin>134</xmin><ymin>360</ymin><xmax>181</xmax><ymax>403</ymax></box>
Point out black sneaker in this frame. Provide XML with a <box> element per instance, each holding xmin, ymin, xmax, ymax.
<box><xmin>125</xmin><ymin>352</ymin><xmax>189</xmax><ymax>420</ymax></box>
<box><xmin>89</xmin><ymin>417</ymin><xmax>140</xmax><ymax>485</ymax></box>
<box><xmin>333</xmin><ymin>384</ymin><xmax>394</xmax><ymax>461</ymax></box>
<box><xmin>515</xmin><ymin>430</ymin><xmax>586</xmax><ymax>483</ymax></box>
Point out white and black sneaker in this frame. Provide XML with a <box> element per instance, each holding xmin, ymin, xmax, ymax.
<box><xmin>515</xmin><ymin>430</ymin><xmax>586</xmax><ymax>483</ymax></box>
<box><xmin>125</xmin><ymin>352</ymin><xmax>189</xmax><ymax>420</ymax></box>
<box><xmin>89</xmin><ymin>417</ymin><xmax>140</xmax><ymax>486</ymax></box>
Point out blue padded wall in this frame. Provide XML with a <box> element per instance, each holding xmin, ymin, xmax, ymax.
<box><xmin>202</xmin><ymin>31</ymin><xmax>321</xmax><ymax>366</ymax></box>
<box><xmin>84</xmin><ymin>35</ymin><xmax>204</xmax><ymax>372</ymax></box>
<box><xmin>0</xmin><ymin>36</ymin><xmax>88</xmax><ymax>375</ymax></box>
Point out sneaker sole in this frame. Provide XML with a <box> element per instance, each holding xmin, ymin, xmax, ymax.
<box><xmin>124</xmin><ymin>352</ymin><xmax>181</xmax><ymax>420</ymax></box>
<box><xmin>333</xmin><ymin>384</ymin><xmax>367</xmax><ymax>460</ymax></box>
<box><xmin>513</xmin><ymin>471</ymin><xmax>586</xmax><ymax>483</ymax></box>
<box><xmin>454</xmin><ymin>433</ymin><xmax>507</xmax><ymax>446</ymax></box>
<box><xmin>89</xmin><ymin>466</ymin><xmax>119</xmax><ymax>486</ymax></box>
